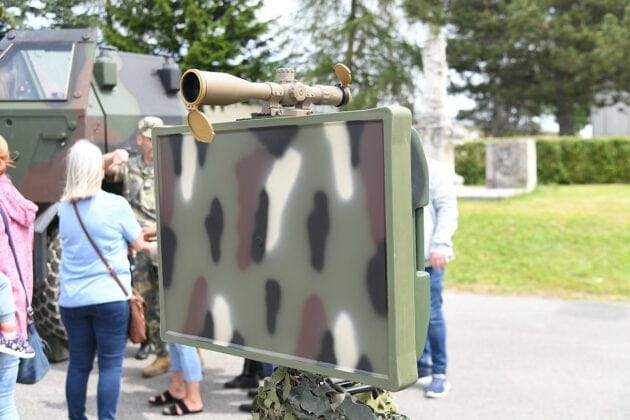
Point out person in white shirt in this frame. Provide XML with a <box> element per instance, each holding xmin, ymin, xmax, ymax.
<box><xmin>417</xmin><ymin>157</ymin><xmax>459</xmax><ymax>398</ymax></box>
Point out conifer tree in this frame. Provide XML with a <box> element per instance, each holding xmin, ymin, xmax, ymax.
<box><xmin>14</xmin><ymin>0</ymin><xmax>276</xmax><ymax>80</ymax></box>
<box><xmin>445</xmin><ymin>0</ymin><xmax>629</xmax><ymax>135</ymax></box>
<box><xmin>291</xmin><ymin>0</ymin><xmax>421</xmax><ymax>110</ymax></box>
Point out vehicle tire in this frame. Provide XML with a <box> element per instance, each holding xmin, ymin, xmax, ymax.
<box><xmin>32</xmin><ymin>227</ymin><xmax>69</xmax><ymax>362</ymax></box>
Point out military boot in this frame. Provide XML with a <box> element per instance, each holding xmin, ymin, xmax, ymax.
<box><xmin>224</xmin><ymin>359</ymin><xmax>260</xmax><ymax>389</ymax></box>
<box><xmin>238</xmin><ymin>403</ymin><xmax>254</xmax><ymax>413</ymax></box>
<box><xmin>142</xmin><ymin>354</ymin><xmax>170</xmax><ymax>378</ymax></box>
<box><xmin>135</xmin><ymin>340</ymin><xmax>152</xmax><ymax>360</ymax></box>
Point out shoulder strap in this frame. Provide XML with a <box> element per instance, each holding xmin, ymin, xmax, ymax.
<box><xmin>0</xmin><ymin>204</ymin><xmax>33</xmax><ymax>322</ymax></box>
<box><xmin>71</xmin><ymin>201</ymin><xmax>129</xmax><ymax>297</ymax></box>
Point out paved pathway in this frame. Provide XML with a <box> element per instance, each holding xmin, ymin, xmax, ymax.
<box><xmin>15</xmin><ymin>291</ymin><xmax>630</xmax><ymax>419</ymax></box>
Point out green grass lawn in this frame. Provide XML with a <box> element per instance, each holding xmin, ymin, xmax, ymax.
<box><xmin>447</xmin><ymin>184</ymin><xmax>630</xmax><ymax>301</ymax></box>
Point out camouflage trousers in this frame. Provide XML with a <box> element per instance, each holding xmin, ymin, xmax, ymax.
<box><xmin>132</xmin><ymin>252</ymin><xmax>168</xmax><ymax>356</ymax></box>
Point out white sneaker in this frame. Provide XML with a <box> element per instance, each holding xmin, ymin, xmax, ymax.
<box><xmin>425</xmin><ymin>374</ymin><xmax>451</xmax><ymax>398</ymax></box>
<box><xmin>417</xmin><ymin>374</ymin><xmax>433</xmax><ymax>387</ymax></box>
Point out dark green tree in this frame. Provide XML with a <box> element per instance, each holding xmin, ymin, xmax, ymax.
<box><xmin>29</xmin><ymin>0</ymin><xmax>103</xmax><ymax>29</ymax></box>
<box><xmin>445</xmin><ymin>0</ymin><xmax>629</xmax><ymax>135</ymax></box>
<box><xmin>0</xmin><ymin>4</ymin><xmax>18</xmax><ymax>36</ymax></box>
<box><xmin>104</xmin><ymin>0</ymin><xmax>275</xmax><ymax>79</ymax></box>
<box><xmin>104</xmin><ymin>0</ymin><xmax>271</xmax><ymax>80</ymax></box>
<box><xmin>291</xmin><ymin>0</ymin><xmax>421</xmax><ymax>111</ymax></box>
<box><xmin>0</xmin><ymin>1</ymin><xmax>42</xmax><ymax>34</ymax></box>
<box><xmin>20</xmin><ymin>0</ymin><xmax>277</xmax><ymax>80</ymax></box>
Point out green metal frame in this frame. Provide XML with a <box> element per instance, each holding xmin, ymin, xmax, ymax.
<box><xmin>152</xmin><ymin>106</ymin><xmax>429</xmax><ymax>391</ymax></box>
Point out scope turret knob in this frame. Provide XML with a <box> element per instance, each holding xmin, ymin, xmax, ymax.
<box><xmin>275</xmin><ymin>68</ymin><xmax>296</xmax><ymax>83</ymax></box>
<box><xmin>289</xmin><ymin>84</ymin><xmax>307</xmax><ymax>102</ymax></box>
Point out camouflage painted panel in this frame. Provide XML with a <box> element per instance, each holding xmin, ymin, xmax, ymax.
<box><xmin>154</xmin><ymin>106</ymin><xmax>421</xmax><ymax>389</ymax></box>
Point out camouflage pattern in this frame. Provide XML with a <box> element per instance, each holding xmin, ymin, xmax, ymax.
<box><xmin>0</xmin><ymin>28</ymin><xmax>185</xmax><ymax>204</ymax></box>
<box><xmin>132</xmin><ymin>252</ymin><xmax>167</xmax><ymax>356</ymax></box>
<box><xmin>108</xmin><ymin>155</ymin><xmax>157</xmax><ymax>229</ymax></box>
<box><xmin>251</xmin><ymin>366</ymin><xmax>408</xmax><ymax>419</ymax></box>
<box><xmin>0</xmin><ymin>27</ymin><xmax>185</xmax><ymax>360</ymax></box>
<box><xmin>153</xmin><ymin>106</ymin><xmax>430</xmax><ymax>391</ymax></box>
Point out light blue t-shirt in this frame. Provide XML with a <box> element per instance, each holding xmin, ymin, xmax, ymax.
<box><xmin>58</xmin><ymin>191</ymin><xmax>141</xmax><ymax>308</ymax></box>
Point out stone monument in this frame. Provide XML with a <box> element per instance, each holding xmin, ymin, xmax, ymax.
<box><xmin>485</xmin><ymin>139</ymin><xmax>537</xmax><ymax>191</ymax></box>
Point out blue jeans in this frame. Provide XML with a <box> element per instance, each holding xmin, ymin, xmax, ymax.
<box><xmin>0</xmin><ymin>353</ymin><xmax>19</xmax><ymax>420</ymax></box>
<box><xmin>169</xmin><ymin>343</ymin><xmax>202</xmax><ymax>382</ymax></box>
<box><xmin>61</xmin><ymin>301</ymin><xmax>129</xmax><ymax>420</ymax></box>
<box><xmin>417</xmin><ymin>267</ymin><xmax>447</xmax><ymax>376</ymax></box>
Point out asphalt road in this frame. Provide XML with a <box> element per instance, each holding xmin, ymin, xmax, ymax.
<box><xmin>15</xmin><ymin>291</ymin><xmax>630</xmax><ymax>419</ymax></box>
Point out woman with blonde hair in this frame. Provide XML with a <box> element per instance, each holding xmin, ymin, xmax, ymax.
<box><xmin>57</xmin><ymin>139</ymin><xmax>150</xmax><ymax>420</ymax></box>
<box><xmin>0</xmin><ymin>134</ymin><xmax>38</xmax><ymax>419</ymax></box>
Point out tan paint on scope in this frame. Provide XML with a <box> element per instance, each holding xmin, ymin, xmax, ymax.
<box><xmin>180</xmin><ymin>69</ymin><xmax>272</xmax><ymax>108</ymax></box>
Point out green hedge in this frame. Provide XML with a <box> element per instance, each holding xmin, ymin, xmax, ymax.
<box><xmin>455</xmin><ymin>137</ymin><xmax>630</xmax><ymax>185</ymax></box>
<box><xmin>455</xmin><ymin>142</ymin><xmax>485</xmax><ymax>185</ymax></box>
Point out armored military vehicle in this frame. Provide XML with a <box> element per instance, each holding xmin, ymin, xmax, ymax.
<box><xmin>0</xmin><ymin>27</ymin><xmax>186</xmax><ymax>361</ymax></box>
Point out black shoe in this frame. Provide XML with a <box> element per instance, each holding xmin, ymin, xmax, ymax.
<box><xmin>135</xmin><ymin>341</ymin><xmax>152</xmax><ymax>360</ymax></box>
<box><xmin>224</xmin><ymin>374</ymin><xmax>260</xmax><ymax>389</ymax></box>
<box><xmin>238</xmin><ymin>403</ymin><xmax>253</xmax><ymax>413</ymax></box>
<box><xmin>246</xmin><ymin>389</ymin><xmax>258</xmax><ymax>398</ymax></box>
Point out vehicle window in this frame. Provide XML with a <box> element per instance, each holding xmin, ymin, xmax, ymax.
<box><xmin>0</xmin><ymin>42</ymin><xmax>74</xmax><ymax>101</ymax></box>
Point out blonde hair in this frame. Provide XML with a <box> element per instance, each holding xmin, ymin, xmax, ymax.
<box><xmin>60</xmin><ymin>139</ymin><xmax>104</xmax><ymax>202</ymax></box>
<box><xmin>0</xmin><ymin>134</ymin><xmax>14</xmax><ymax>175</ymax></box>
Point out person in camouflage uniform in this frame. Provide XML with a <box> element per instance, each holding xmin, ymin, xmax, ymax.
<box><xmin>103</xmin><ymin>116</ymin><xmax>170</xmax><ymax>378</ymax></box>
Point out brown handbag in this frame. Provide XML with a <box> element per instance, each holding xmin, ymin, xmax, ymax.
<box><xmin>71</xmin><ymin>202</ymin><xmax>147</xmax><ymax>344</ymax></box>
<box><xmin>127</xmin><ymin>289</ymin><xmax>147</xmax><ymax>344</ymax></box>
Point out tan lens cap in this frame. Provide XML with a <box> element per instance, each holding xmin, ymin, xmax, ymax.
<box><xmin>334</xmin><ymin>63</ymin><xmax>352</xmax><ymax>86</ymax></box>
<box><xmin>187</xmin><ymin>109</ymin><xmax>215</xmax><ymax>143</ymax></box>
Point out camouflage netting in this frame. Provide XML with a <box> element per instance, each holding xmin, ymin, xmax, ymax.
<box><xmin>251</xmin><ymin>367</ymin><xmax>408</xmax><ymax>420</ymax></box>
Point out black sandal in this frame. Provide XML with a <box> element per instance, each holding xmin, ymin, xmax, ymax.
<box><xmin>162</xmin><ymin>399</ymin><xmax>203</xmax><ymax>416</ymax></box>
<box><xmin>149</xmin><ymin>390</ymin><xmax>181</xmax><ymax>406</ymax></box>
